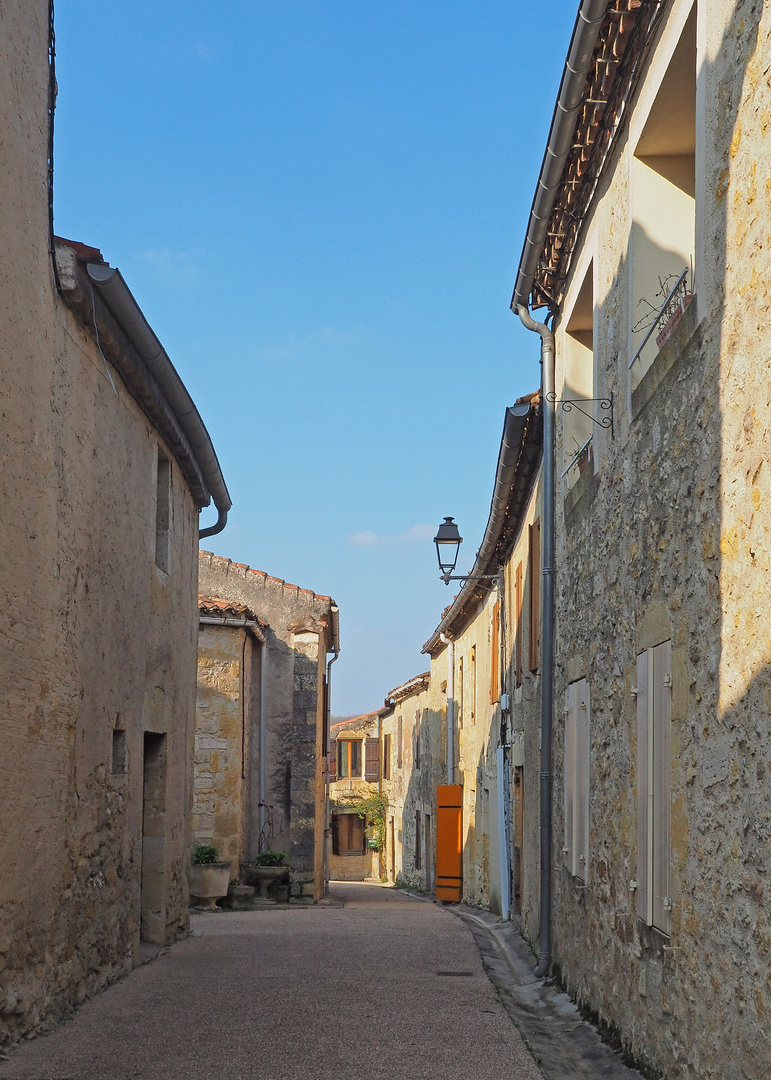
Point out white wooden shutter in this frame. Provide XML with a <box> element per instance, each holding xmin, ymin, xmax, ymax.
<box><xmin>564</xmin><ymin>682</ymin><xmax>576</xmax><ymax>873</ymax></box>
<box><xmin>575</xmin><ymin>679</ymin><xmax>590</xmax><ymax>883</ymax></box>
<box><xmin>652</xmin><ymin>640</ymin><xmax>671</xmax><ymax>934</ymax></box>
<box><xmin>636</xmin><ymin>650</ymin><xmax>649</xmax><ymax>922</ymax></box>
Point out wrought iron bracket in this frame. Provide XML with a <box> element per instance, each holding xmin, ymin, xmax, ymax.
<box><xmin>546</xmin><ymin>390</ymin><xmax>614</xmax><ymax>438</ymax></box>
<box><xmin>440</xmin><ymin>573</ymin><xmax>499</xmax><ymax>586</ymax></box>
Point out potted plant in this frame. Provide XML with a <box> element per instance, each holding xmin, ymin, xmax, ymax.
<box><xmin>188</xmin><ymin>844</ymin><xmax>231</xmax><ymax>912</ymax></box>
<box><xmin>240</xmin><ymin>850</ymin><xmax>290</xmax><ymax>900</ymax></box>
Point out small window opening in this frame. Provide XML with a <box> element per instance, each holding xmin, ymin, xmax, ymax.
<box><xmin>112</xmin><ymin>729</ymin><xmax>126</xmax><ymax>775</ymax></box>
<box><xmin>155</xmin><ymin>449</ymin><xmax>171</xmax><ymax>573</ymax></box>
<box><xmin>630</xmin><ymin>9</ymin><xmax>696</xmax><ymax>387</ymax></box>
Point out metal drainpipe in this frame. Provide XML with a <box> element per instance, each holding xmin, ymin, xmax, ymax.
<box><xmin>324</xmin><ymin>650</ymin><xmax>339</xmax><ymax>894</ymax></box>
<box><xmin>259</xmin><ymin>639</ymin><xmax>268</xmax><ymax>849</ymax></box>
<box><xmin>517</xmin><ymin>303</ymin><xmax>556</xmax><ymax>978</ymax></box>
<box><xmin>440</xmin><ymin>633</ymin><xmax>454</xmax><ymax>784</ymax></box>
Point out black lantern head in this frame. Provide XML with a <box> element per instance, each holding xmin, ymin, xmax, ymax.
<box><xmin>433</xmin><ymin>516</ymin><xmax>463</xmax><ymax>580</ymax></box>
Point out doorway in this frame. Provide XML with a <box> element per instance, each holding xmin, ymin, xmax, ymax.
<box><xmin>141</xmin><ymin>732</ymin><xmax>167</xmax><ymax>944</ymax></box>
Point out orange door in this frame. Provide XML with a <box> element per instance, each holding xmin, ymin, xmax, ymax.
<box><xmin>435</xmin><ymin>784</ymin><xmax>462</xmax><ymax>901</ymax></box>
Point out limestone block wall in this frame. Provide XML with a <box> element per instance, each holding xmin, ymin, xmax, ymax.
<box><xmin>194</xmin><ymin>626</ymin><xmax>257</xmax><ymax>875</ymax></box>
<box><xmin>197</xmin><ymin>552</ymin><xmax>334</xmax><ymax>899</ymax></box>
<box><xmin>544</xmin><ymin>2</ymin><xmax>771</xmax><ymax>1076</ymax></box>
<box><xmin>501</xmin><ymin>479</ymin><xmax>542</xmax><ymax>938</ymax></box>
<box><xmin>0</xmin><ymin>1</ymin><xmax>199</xmax><ymax>1042</ymax></box>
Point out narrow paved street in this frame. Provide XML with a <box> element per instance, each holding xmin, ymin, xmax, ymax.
<box><xmin>0</xmin><ymin>885</ymin><xmax>543</xmax><ymax>1080</ymax></box>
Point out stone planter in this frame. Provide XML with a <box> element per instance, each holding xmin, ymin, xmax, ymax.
<box><xmin>188</xmin><ymin>862</ymin><xmax>231</xmax><ymax>911</ymax></box>
<box><xmin>240</xmin><ymin>863</ymin><xmax>290</xmax><ymax>900</ymax></box>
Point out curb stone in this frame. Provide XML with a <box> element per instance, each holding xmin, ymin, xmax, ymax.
<box><xmin>449</xmin><ymin>905</ymin><xmax>648</xmax><ymax>1080</ymax></box>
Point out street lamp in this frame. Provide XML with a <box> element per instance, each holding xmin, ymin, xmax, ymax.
<box><xmin>433</xmin><ymin>517</ymin><xmax>463</xmax><ymax>583</ymax></box>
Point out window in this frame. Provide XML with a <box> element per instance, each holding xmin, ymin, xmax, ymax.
<box><xmin>382</xmin><ymin>734</ymin><xmax>391</xmax><ymax>781</ymax></box>
<box><xmin>636</xmin><ymin>640</ymin><xmax>672</xmax><ymax>934</ymax></box>
<box><xmin>155</xmin><ymin>449</ymin><xmax>171</xmax><ymax>573</ymax></box>
<box><xmin>563</xmin><ymin>260</ymin><xmax>594</xmax><ymax>487</ymax></box>
<box><xmin>332</xmin><ymin>813</ymin><xmax>365</xmax><ymax>856</ymax></box>
<box><xmin>528</xmin><ymin>520</ymin><xmax>541</xmax><ymax>673</ymax></box>
<box><xmin>414</xmin><ymin>713</ymin><xmax>421</xmax><ymax>770</ymax></box>
<box><xmin>630</xmin><ymin>8</ymin><xmax>696</xmax><ymax>388</ymax></box>
<box><xmin>490</xmin><ymin>600</ymin><xmax>500</xmax><ymax>704</ymax></box>
<box><xmin>515</xmin><ymin>561</ymin><xmax>524</xmax><ymax>687</ymax></box>
<box><xmin>564</xmin><ymin>679</ymin><xmax>590</xmax><ymax>882</ymax></box>
<box><xmin>397</xmin><ymin>717</ymin><xmax>403</xmax><ymax>769</ymax></box>
<box><xmin>415</xmin><ymin>811</ymin><xmax>422</xmax><ymax>871</ymax></box>
<box><xmin>337</xmin><ymin>739</ymin><xmax>362</xmax><ymax>779</ymax></box>
<box><xmin>112</xmin><ymin>728</ymin><xmax>126</xmax><ymax>775</ymax></box>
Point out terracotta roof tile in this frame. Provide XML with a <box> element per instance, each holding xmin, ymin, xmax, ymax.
<box><xmin>198</xmin><ymin>595</ymin><xmax>264</xmax><ymax>624</ymax></box>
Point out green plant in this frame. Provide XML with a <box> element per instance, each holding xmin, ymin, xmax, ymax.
<box><xmin>192</xmin><ymin>844</ymin><xmax>219</xmax><ymax>865</ymax></box>
<box><xmin>251</xmin><ymin>849</ymin><xmax>287</xmax><ymax>867</ymax></box>
<box><xmin>338</xmin><ymin>787</ymin><xmax>390</xmax><ymax>853</ymax></box>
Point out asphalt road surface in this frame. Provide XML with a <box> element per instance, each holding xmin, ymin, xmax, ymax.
<box><xmin>0</xmin><ymin>883</ymin><xmax>544</xmax><ymax>1080</ymax></box>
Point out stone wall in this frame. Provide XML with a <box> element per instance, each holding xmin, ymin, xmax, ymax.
<box><xmin>546</xmin><ymin>2</ymin><xmax>771</xmax><ymax>1076</ymax></box>
<box><xmin>0</xmin><ymin>1</ymin><xmax>199</xmax><ymax>1042</ymax></box>
<box><xmin>194</xmin><ymin>625</ymin><xmax>258</xmax><ymax>875</ymax></box>
<box><xmin>197</xmin><ymin>552</ymin><xmax>334</xmax><ymax>901</ymax></box>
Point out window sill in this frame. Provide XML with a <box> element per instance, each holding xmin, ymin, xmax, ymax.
<box><xmin>631</xmin><ymin>298</ymin><xmax>701</xmax><ymax>420</ymax></box>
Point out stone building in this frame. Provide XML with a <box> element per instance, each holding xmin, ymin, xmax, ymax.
<box><xmin>197</xmin><ymin>552</ymin><xmax>339</xmax><ymax>902</ymax></box>
<box><xmin>509</xmin><ymin>0</ymin><xmax>771</xmax><ymax>1075</ymax></box>
<box><xmin>378</xmin><ymin>674</ymin><xmax>437</xmax><ymax>891</ymax></box>
<box><xmin>423</xmin><ymin>395</ymin><xmax>542</xmax><ymax>918</ymax></box>
<box><xmin>0</xmin><ymin>2</ymin><xmax>230</xmax><ymax>1043</ymax></box>
<box><xmin>328</xmin><ymin>713</ymin><xmax>381</xmax><ymax>882</ymax></box>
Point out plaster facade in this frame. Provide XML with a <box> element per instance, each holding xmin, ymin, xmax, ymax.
<box><xmin>0</xmin><ymin>1</ymin><xmax>218</xmax><ymax>1043</ymax></box>
<box><xmin>197</xmin><ymin>552</ymin><xmax>337</xmax><ymax>902</ymax></box>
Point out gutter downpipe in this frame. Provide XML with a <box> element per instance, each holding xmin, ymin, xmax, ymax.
<box><xmin>517</xmin><ymin>304</ymin><xmax>555</xmax><ymax>979</ymax></box>
<box><xmin>440</xmin><ymin>633</ymin><xmax>454</xmax><ymax>784</ymax></box>
<box><xmin>259</xmin><ymin>639</ymin><xmax>268</xmax><ymax>849</ymax></box>
<box><xmin>324</xmin><ymin>607</ymin><xmax>340</xmax><ymax>894</ymax></box>
<box><xmin>509</xmin><ymin>0</ymin><xmax>608</xmax><ymax>984</ymax></box>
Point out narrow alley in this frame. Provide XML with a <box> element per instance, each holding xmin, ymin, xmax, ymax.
<box><xmin>0</xmin><ymin>885</ymin><xmax>543</xmax><ymax>1080</ymax></box>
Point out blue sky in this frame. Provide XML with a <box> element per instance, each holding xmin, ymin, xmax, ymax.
<box><xmin>53</xmin><ymin>1</ymin><xmax>576</xmax><ymax>715</ymax></box>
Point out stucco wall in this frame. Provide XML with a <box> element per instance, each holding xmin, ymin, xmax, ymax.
<box><xmin>547</xmin><ymin>2</ymin><xmax>771</xmax><ymax>1076</ymax></box>
<box><xmin>0</xmin><ymin>2</ymin><xmax>199</xmax><ymax>1042</ymax></box>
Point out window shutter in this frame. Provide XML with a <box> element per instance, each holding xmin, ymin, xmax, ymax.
<box><xmin>331</xmin><ymin>815</ymin><xmax>339</xmax><ymax>856</ymax></box>
<box><xmin>515</xmin><ymin>561</ymin><xmax>523</xmax><ymax>686</ymax></box>
<box><xmin>397</xmin><ymin>717</ymin><xmax>403</xmax><ymax>769</ymax></box>
<box><xmin>490</xmin><ymin>600</ymin><xmax>500</xmax><ymax>703</ymax></box>
<box><xmin>575</xmin><ymin>679</ymin><xmax>590</xmax><ymax>883</ymax></box>
<box><xmin>652</xmin><ymin>640</ymin><xmax>671</xmax><ymax>935</ymax></box>
<box><xmin>636</xmin><ymin>650</ymin><xmax>649</xmax><ymax>923</ymax></box>
<box><xmin>383</xmin><ymin>734</ymin><xmax>391</xmax><ymax>780</ymax></box>
<box><xmin>529</xmin><ymin>520</ymin><xmax>541</xmax><ymax>673</ymax></box>
<box><xmin>564</xmin><ymin>683</ymin><xmax>576</xmax><ymax>873</ymax></box>
<box><xmin>365</xmin><ymin>738</ymin><xmax>379</xmax><ymax>781</ymax></box>
<box><xmin>329</xmin><ymin>741</ymin><xmax>336</xmax><ymax>780</ymax></box>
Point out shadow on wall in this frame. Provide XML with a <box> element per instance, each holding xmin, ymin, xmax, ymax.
<box><xmin>194</xmin><ymin>628</ymin><xmax>315</xmax><ymax>878</ymax></box>
<box><xmin>395</xmin><ymin>705</ymin><xmax>447</xmax><ymax>893</ymax></box>
<box><xmin>548</xmin><ymin>5</ymin><xmax>768</xmax><ymax>1077</ymax></box>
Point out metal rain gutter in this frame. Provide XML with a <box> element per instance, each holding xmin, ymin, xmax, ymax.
<box><xmin>86</xmin><ymin>263</ymin><xmax>232</xmax><ymax>538</ymax></box>
<box><xmin>511</xmin><ymin>0</ymin><xmax>609</xmax><ymax>313</ymax></box>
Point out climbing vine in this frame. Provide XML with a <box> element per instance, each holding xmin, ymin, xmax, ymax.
<box><xmin>338</xmin><ymin>786</ymin><xmax>390</xmax><ymax>852</ymax></box>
